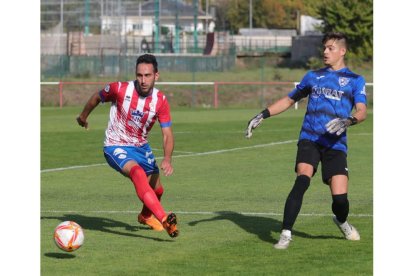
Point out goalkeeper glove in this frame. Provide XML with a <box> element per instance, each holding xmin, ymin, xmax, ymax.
<box><xmin>325</xmin><ymin>116</ymin><xmax>357</xmax><ymax>136</ymax></box>
<box><xmin>245</xmin><ymin>109</ymin><xmax>270</xmax><ymax>139</ymax></box>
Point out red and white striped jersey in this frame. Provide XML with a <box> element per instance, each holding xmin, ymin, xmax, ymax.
<box><xmin>98</xmin><ymin>81</ymin><xmax>172</xmax><ymax>147</ymax></box>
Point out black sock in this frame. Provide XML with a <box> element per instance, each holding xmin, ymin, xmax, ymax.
<box><xmin>282</xmin><ymin>175</ymin><xmax>310</xmax><ymax>230</ymax></box>
<box><xmin>332</xmin><ymin>193</ymin><xmax>349</xmax><ymax>223</ymax></box>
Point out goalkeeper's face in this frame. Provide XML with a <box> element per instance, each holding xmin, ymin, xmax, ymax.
<box><xmin>323</xmin><ymin>39</ymin><xmax>346</xmax><ymax>67</ymax></box>
<box><xmin>136</xmin><ymin>63</ymin><xmax>159</xmax><ymax>95</ymax></box>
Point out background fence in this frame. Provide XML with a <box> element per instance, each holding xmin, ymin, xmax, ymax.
<box><xmin>41</xmin><ymin>81</ymin><xmax>374</xmax><ymax>109</ymax></box>
<box><xmin>41</xmin><ymin>52</ymin><xmax>237</xmax><ymax>79</ymax></box>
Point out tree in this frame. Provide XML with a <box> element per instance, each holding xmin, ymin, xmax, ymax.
<box><xmin>262</xmin><ymin>0</ymin><xmax>304</xmax><ymax>29</ymax></box>
<box><xmin>225</xmin><ymin>0</ymin><xmax>267</xmax><ymax>33</ymax></box>
<box><xmin>223</xmin><ymin>0</ymin><xmax>323</xmax><ymax>32</ymax></box>
<box><xmin>317</xmin><ymin>0</ymin><xmax>373</xmax><ymax>62</ymax></box>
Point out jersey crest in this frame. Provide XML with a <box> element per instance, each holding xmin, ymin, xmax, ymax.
<box><xmin>339</xmin><ymin>77</ymin><xmax>350</xmax><ymax>87</ymax></box>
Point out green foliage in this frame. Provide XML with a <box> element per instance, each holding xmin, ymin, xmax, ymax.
<box><xmin>306</xmin><ymin>56</ymin><xmax>324</xmax><ymax>70</ymax></box>
<box><xmin>263</xmin><ymin>0</ymin><xmax>304</xmax><ymax>29</ymax></box>
<box><xmin>317</xmin><ymin>0</ymin><xmax>373</xmax><ymax>62</ymax></box>
<box><xmin>226</xmin><ymin>0</ymin><xmax>268</xmax><ymax>33</ymax></box>
<box><xmin>222</xmin><ymin>0</ymin><xmax>328</xmax><ymax>32</ymax></box>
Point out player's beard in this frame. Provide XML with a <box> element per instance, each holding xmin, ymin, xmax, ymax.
<box><xmin>134</xmin><ymin>80</ymin><xmax>153</xmax><ymax>97</ymax></box>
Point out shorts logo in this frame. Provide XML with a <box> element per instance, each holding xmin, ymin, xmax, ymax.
<box><xmin>339</xmin><ymin>77</ymin><xmax>350</xmax><ymax>87</ymax></box>
<box><xmin>104</xmin><ymin>84</ymin><xmax>110</xmax><ymax>93</ymax></box>
<box><xmin>118</xmin><ymin>154</ymin><xmax>127</xmax><ymax>159</ymax></box>
<box><xmin>113</xmin><ymin>148</ymin><xmax>127</xmax><ymax>156</ymax></box>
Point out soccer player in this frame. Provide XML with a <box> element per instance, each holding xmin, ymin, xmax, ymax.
<box><xmin>245</xmin><ymin>32</ymin><xmax>367</xmax><ymax>249</ymax></box>
<box><xmin>76</xmin><ymin>54</ymin><xmax>178</xmax><ymax>238</ymax></box>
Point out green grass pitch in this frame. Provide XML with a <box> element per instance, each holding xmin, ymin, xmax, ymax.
<box><xmin>41</xmin><ymin>105</ymin><xmax>373</xmax><ymax>275</ymax></box>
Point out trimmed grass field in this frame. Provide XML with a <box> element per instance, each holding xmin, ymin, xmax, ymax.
<box><xmin>41</xmin><ymin>106</ymin><xmax>373</xmax><ymax>275</ymax></box>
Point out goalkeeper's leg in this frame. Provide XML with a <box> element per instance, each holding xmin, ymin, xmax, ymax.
<box><xmin>281</xmin><ymin>174</ymin><xmax>311</xmax><ymax>230</ymax></box>
<box><xmin>275</xmin><ymin>158</ymin><xmax>315</xmax><ymax>250</ymax></box>
<box><xmin>275</xmin><ymin>174</ymin><xmax>311</xmax><ymax>249</ymax></box>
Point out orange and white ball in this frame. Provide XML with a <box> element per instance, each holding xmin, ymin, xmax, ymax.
<box><xmin>54</xmin><ymin>221</ymin><xmax>84</xmax><ymax>252</ymax></box>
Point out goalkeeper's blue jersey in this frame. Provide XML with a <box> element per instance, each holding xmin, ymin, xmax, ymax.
<box><xmin>288</xmin><ymin>67</ymin><xmax>367</xmax><ymax>153</ymax></box>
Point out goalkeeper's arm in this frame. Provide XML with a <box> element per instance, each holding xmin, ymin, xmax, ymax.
<box><xmin>325</xmin><ymin>102</ymin><xmax>367</xmax><ymax>136</ymax></box>
<box><xmin>245</xmin><ymin>96</ymin><xmax>295</xmax><ymax>138</ymax></box>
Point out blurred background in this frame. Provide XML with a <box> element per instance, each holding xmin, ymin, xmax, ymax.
<box><xmin>40</xmin><ymin>0</ymin><xmax>373</xmax><ymax>108</ymax></box>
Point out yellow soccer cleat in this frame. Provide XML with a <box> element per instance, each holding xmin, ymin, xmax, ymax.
<box><xmin>138</xmin><ymin>213</ymin><xmax>163</xmax><ymax>231</ymax></box>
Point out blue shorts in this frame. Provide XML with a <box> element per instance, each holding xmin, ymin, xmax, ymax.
<box><xmin>103</xmin><ymin>144</ymin><xmax>159</xmax><ymax>176</ymax></box>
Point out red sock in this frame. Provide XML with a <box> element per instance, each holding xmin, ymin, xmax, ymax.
<box><xmin>141</xmin><ymin>185</ymin><xmax>164</xmax><ymax>218</ymax></box>
<box><xmin>130</xmin><ymin>166</ymin><xmax>166</xmax><ymax>221</ymax></box>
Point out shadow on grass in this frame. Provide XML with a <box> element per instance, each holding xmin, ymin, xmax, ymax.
<box><xmin>188</xmin><ymin>211</ymin><xmax>341</xmax><ymax>244</ymax></box>
<box><xmin>41</xmin><ymin>214</ymin><xmax>171</xmax><ymax>242</ymax></box>
<box><xmin>44</xmin><ymin>253</ymin><xmax>76</xmax><ymax>259</ymax></box>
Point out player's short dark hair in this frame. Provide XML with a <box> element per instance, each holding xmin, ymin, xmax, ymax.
<box><xmin>136</xmin><ymin>54</ymin><xmax>158</xmax><ymax>72</ymax></box>
<box><xmin>322</xmin><ymin>32</ymin><xmax>348</xmax><ymax>49</ymax></box>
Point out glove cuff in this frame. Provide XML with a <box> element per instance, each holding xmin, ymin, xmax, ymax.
<box><xmin>261</xmin><ymin>109</ymin><xmax>271</xmax><ymax>119</ymax></box>
<box><xmin>347</xmin><ymin>116</ymin><xmax>358</xmax><ymax>125</ymax></box>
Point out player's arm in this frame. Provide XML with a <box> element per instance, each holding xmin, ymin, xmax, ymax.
<box><xmin>326</xmin><ymin>75</ymin><xmax>368</xmax><ymax>135</ymax></box>
<box><xmin>160</xmin><ymin>126</ymin><xmax>174</xmax><ymax>176</ymax></box>
<box><xmin>245</xmin><ymin>96</ymin><xmax>295</xmax><ymax>139</ymax></box>
<box><xmin>326</xmin><ymin>102</ymin><xmax>367</xmax><ymax>136</ymax></box>
<box><xmin>267</xmin><ymin>96</ymin><xmax>296</xmax><ymax>116</ymax></box>
<box><xmin>245</xmin><ymin>71</ymin><xmax>312</xmax><ymax>139</ymax></box>
<box><xmin>76</xmin><ymin>92</ymin><xmax>101</xmax><ymax>129</ymax></box>
<box><xmin>351</xmin><ymin>102</ymin><xmax>367</xmax><ymax>124</ymax></box>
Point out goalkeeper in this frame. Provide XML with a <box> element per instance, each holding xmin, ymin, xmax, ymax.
<box><xmin>245</xmin><ymin>32</ymin><xmax>367</xmax><ymax>249</ymax></box>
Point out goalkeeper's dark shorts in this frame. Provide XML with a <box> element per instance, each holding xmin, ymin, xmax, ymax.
<box><xmin>295</xmin><ymin>139</ymin><xmax>348</xmax><ymax>184</ymax></box>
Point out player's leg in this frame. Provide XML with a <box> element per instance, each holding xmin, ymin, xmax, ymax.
<box><xmin>103</xmin><ymin>146</ymin><xmax>177</xmax><ymax>237</ymax></box>
<box><xmin>141</xmin><ymin>174</ymin><xmax>164</xmax><ymax>215</ymax></box>
<box><xmin>142</xmin><ymin>173</ymin><xmax>178</xmax><ymax>237</ymax></box>
<box><xmin>275</xmin><ymin>140</ymin><xmax>319</xmax><ymax>249</ymax></box>
<box><xmin>128</xmin><ymin>144</ymin><xmax>178</xmax><ymax>237</ymax></box>
<box><xmin>281</xmin><ymin>163</ymin><xmax>312</xmax><ymax>230</ymax></box>
<box><xmin>138</xmin><ymin>174</ymin><xmax>165</xmax><ymax>231</ymax></box>
<box><xmin>138</xmin><ymin>174</ymin><xmax>164</xmax><ymax>231</ymax></box>
<box><xmin>123</xmin><ymin>161</ymin><xmax>167</xmax><ymax>223</ymax></box>
<box><xmin>322</xmin><ymin>151</ymin><xmax>360</xmax><ymax>241</ymax></box>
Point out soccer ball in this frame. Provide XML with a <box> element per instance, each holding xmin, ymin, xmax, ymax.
<box><xmin>54</xmin><ymin>221</ymin><xmax>84</xmax><ymax>252</ymax></box>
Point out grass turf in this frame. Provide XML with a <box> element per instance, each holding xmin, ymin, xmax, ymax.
<box><xmin>41</xmin><ymin>106</ymin><xmax>373</xmax><ymax>275</ymax></box>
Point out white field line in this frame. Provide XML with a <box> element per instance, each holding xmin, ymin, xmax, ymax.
<box><xmin>41</xmin><ymin>139</ymin><xmax>297</xmax><ymax>173</ymax></box>
<box><xmin>41</xmin><ymin>163</ymin><xmax>106</xmax><ymax>173</ymax></box>
<box><xmin>41</xmin><ymin>132</ymin><xmax>371</xmax><ymax>173</ymax></box>
<box><xmin>40</xmin><ymin>210</ymin><xmax>373</xmax><ymax>217</ymax></box>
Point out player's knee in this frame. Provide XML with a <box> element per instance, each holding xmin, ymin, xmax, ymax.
<box><xmin>130</xmin><ymin>165</ymin><xmax>146</xmax><ymax>179</ymax></box>
<box><xmin>296</xmin><ymin>163</ymin><xmax>314</xmax><ymax>177</ymax></box>
<box><xmin>288</xmin><ymin>175</ymin><xmax>311</xmax><ymax>199</ymax></box>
